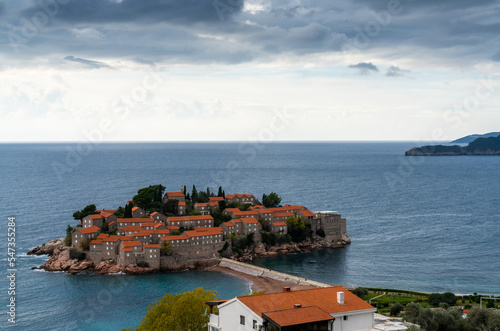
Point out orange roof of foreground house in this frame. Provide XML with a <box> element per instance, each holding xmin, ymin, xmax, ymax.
<box><xmin>232</xmin><ymin>219</ymin><xmax>242</xmax><ymax>223</ymax></box>
<box><xmin>150</xmin><ymin>211</ymin><xmax>158</xmax><ymax>216</ymax></box>
<box><xmin>121</xmin><ymin>247</ymin><xmax>133</xmax><ymax>252</ymax></box>
<box><xmin>195</xmin><ymin>203</ymin><xmax>208</xmax><ymax>207</ymax></box>
<box><xmin>100</xmin><ymin>210</ymin><xmax>116</xmax><ymax>218</ymax></box>
<box><xmin>178</xmin><ymin>201</ymin><xmax>186</xmax><ymax>206</ymax></box>
<box><xmin>237</xmin><ymin>286</ymin><xmax>374</xmax><ymax>317</ymax></box>
<box><xmin>89</xmin><ymin>214</ymin><xmax>103</xmax><ymax>220</ymax></box>
<box><xmin>208</xmin><ymin>202</ymin><xmax>219</xmax><ymax>207</ymax></box>
<box><xmin>299</xmin><ymin>209</ymin><xmax>316</xmax><ymax>218</ymax></box>
<box><xmin>144</xmin><ymin>244</ymin><xmax>160</xmax><ymax>249</ymax></box>
<box><xmin>153</xmin><ymin>223</ymin><xmax>165</xmax><ymax>229</ymax></box>
<box><xmin>161</xmin><ymin>235</ymin><xmax>189</xmax><ymax>241</ymax></box>
<box><xmin>274</xmin><ymin>212</ymin><xmax>295</xmax><ymax>218</ymax></box>
<box><xmin>131</xmin><ymin>207</ymin><xmax>140</xmax><ymax>212</ymax></box>
<box><xmin>133</xmin><ymin>231</ymin><xmax>152</xmax><ymax>237</ymax></box>
<box><xmin>102</xmin><ymin>235</ymin><xmax>121</xmax><ymax>242</ymax></box>
<box><xmin>165</xmin><ymin>192</ymin><xmax>185</xmax><ymax>198</ymax></box>
<box><xmin>209</xmin><ymin>197</ymin><xmax>224</xmax><ymax>202</ymax></box>
<box><xmin>185</xmin><ymin>228</ymin><xmax>222</xmax><ymax>238</ymax></box>
<box><xmin>167</xmin><ymin>225</ymin><xmax>179</xmax><ymax>230</ymax></box>
<box><xmin>122</xmin><ymin>241</ymin><xmax>142</xmax><ymax>248</ymax></box>
<box><xmin>283</xmin><ymin>204</ymin><xmax>305</xmax><ymax>210</ymax></box>
<box><xmin>225</xmin><ymin>208</ymin><xmax>259</xmax><ymax>217</ymax></box>
<box><xmin>120</xmin><ymin>236</ymin><xmax>134</xmax><ymax>241</ymax></box>
<box><xmin>168</xmin><ymin>215</ymin><xmax>214</xmax><ymax>222</ymax></box>
<box><xmin>78</xmin><ymin>226</ymin><xmax>101</xmax><ymax>234</ymax></box>
<box><xmin>151</xmin><ymin>229</ymin><xmax>170</xmax><ymax>235</ymax></box>
<box><xmin>223</xmin><ymin>221</ymin><xmax>235</xmax><ymax>227</ymax></box>
<box><xmin>241</xmin><ymin>217</ymin><xmax>259</xmax><ymax>225</ymax></box>
<box><xmin>90</xmin><ymin>240</ymin><xmax>102</xmax><ymax>245</ymax></box>
<box><xmin>272</xmin><ymin>222</ymin><xmax>287</xmax><ymax>227</ymax></box>
<box><xmin>250</xmin><ymin>205</ymin><xmax>266</xmax><ymax>210</ymax></box>
<box><xmin>141</xmin><ymin>222</ymin><xmax>156</xmax><ymax>228</ymax></box>
<box><xmin>97</xmin><ymin>233</ymin><xmax>110</xmax><ymax>239</ymax></box>
<box><xmin>263</xmin><ymin>306</ymin><xmax>333</xmax><ymax>327</ymax></box>
<box><xmin>121</xmin><ymin>226</ymin><xmax>141</xmax><ymax>232</ymax></box>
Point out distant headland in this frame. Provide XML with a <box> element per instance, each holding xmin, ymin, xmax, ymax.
<box><xmin>29</xmin><ymin>185</ymin><xmax>350</xmax><ymax>275</ymax></box>
<box><xmin>406</xmin><ymin>133</ymin><xmax>500</xmax><ymax>156</ymax></box>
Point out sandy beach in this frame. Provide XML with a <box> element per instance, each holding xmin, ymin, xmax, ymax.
<box><xmin>209</xmin><ymin>265</ymin><xmax>315</xmax><ymax>294</ymax></box>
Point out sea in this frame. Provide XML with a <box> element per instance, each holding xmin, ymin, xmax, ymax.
<box><xmin>0</xmin><ymin>142</ymin><xmax>499</xmax><ymax>330</ymax></box>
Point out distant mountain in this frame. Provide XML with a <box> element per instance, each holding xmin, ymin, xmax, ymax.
<box><xmin>406</xmin><ymin>135</ymin><xmax>500</xmax><ymax>156</ymax></box>
<box><xmin>451</xmin><ymin>132</ymin><xmax>500</xmax><ymax>144</ymax></box>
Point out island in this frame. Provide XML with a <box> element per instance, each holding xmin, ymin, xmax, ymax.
<box><xmin>405</xmin><ymin>134</ymin><xmax>500</xmax><ymax>156</ymax></box>
<box><xmin>451</xmin><ymin>131</ymin><xmax>500</xmax><ymax>144</ymax></box>
<box><xmin>29</xmin><ymin>185</ymin><xmax>351</xmax><ymax>275</ymax></box>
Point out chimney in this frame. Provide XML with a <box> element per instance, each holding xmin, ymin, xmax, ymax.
<box><xmin>180</xmin><ymin>185</ymin><xmax>183</xmax><ymax>193</ymax></box>
<box><xmin>337</xmin><ymin>292</ymin><xmax>345</xmax><ymax>305</ymax></box>
<box><xmin>294</xmin><ymin>304</ymin><xmax>302</xmax><ymax>309</ymax></box>
<box><xmin>283</xmin><ymin>287</ymin><xmax>291</xmax><ymax>293</ymax></box>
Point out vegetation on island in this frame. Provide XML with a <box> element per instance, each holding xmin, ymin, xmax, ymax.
<box><xmin>406</xmin><ymin>134</ymin><xmax>500</xmax><ymax>156</ymax></box>
<box><xmin>125</xmin><ymin>287</ymin><xmax>218</xmax><ymax>331</ymax></box>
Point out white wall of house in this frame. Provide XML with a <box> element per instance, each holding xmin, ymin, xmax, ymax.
<box><xmin>210</xmin><ymin>299</ymin><xmax>263</xmax><ymax>331</ymax></box>
<box><xmin>331</xmin><ymin>309</ymin><xmax>376</xmax><ymax>331</ymax></box>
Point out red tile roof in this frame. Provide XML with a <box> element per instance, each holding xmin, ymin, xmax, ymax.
<box><xmin>161</xmin><ymin>235</ymin><xmax>189</xmax><ymax>241</ymax></box>
<box><xmin>141</xmin><ymin>222</ymin><xmax>156</xmax><ymax>228</ymax></box>
<box><xmin>178</xmin><ymin>201</ymin><xmax>186</xmax><ymax>206</ymax></box>
<box><xmin>97</xmin><ymin>233</ymin><xmax>109</xmax><ymax>239</ymax></box>
<box><xmin>120</xmin><ymin>236</ymin><xmax>134</xmax><ymax>241</ymax></box>
<box><xmin>121</xmin><ymin>247</ymin><xmax>133</xmax><ymax>252</ymax></box>
<box><xmin>299</xmin><ymin>209</ymin><xmax>316</xmax><ymax>218</ymax></box>
<box><xmin>168</xmin><ymin>215</ymin><xmax>214</xmax><ymax>222</ymax></box>
<box><xmin>225</xmin><ymin>208</ymin><xmax>259</xmax><ymax>217</ymax></box>
<box><xmin>272</xmin><ymin>222</ymin><xmax>287</xmax><ymax>227</ymax></box>
<box><xmin>121</xmin><ymin>226</ymin><xmax>141</xmax><ymax>232</ymax></box>
<box><xmin>263</xmin><ymin>306</ymin><xmax>333</xmax><ymax>327</ymax></box>
<box><xmin>133</xmin><ymin>231</ymin><xmax>152</xmax><ymax>237</ymax></box>
<box><xmin>100</xmin><ymin>210</ymin><xmax>116</xmax><ymax>218</ymax></box>
<box><xmin>132</xmin><ymin>207</ymin><xmax>140</xmax><ymax>212</ymax></box>
<box><xmin>185</xmin><ymin>228</ymin><xmax>222</xmax><ymax>238</ymax></box>
<box><xmin>151</xmin><ymin>229</ymin><xmax>170</xmax><ymax>235</ymax></box>
<box><xmin>223</xmin><ymin>221</ymin><xmax>235</xmax><ymax>227</ymax></box>
<box><xmin>167</xmin><ymin>225</ymin><xmax>179</xmax><ymax>230</ymax></box>
<box><xmin>117</xmin><ymin>218</ymin><xmax>153</xmax><ymax>223</ymax></box>
<box><xmin>144</xmin><ymin>244</ymin><xmax>160</xmax><ymax>249</ymax></box>
<box><xmin>226</xmin><ymin>194</ymin><xmax>254</xmax><ymax>199</ymax></box>
<box><xmin>150</xmin><ymin>211</ymin><xmax>158</xmax><ymax>216</ymax></box>
<box><xmin>78</xmin><ymin>226</ymin><xmax>101</xmax><ymax>234</ymax></box>
<box><xmin>89</xmin><ymin>214</ymin><xmax>103</xmax><ymax>220</ymax></box>
<box><xmin>122</xmin><ymin>241</ymin><xmax>142</xmax><ymax>248</ymax></box>
<box><xmin>165</xmin><ymin>192</ymin><xmax>185</xmax><ymax>197</ymax></box>
<box><xmin>241</xmin><ymin>217</ymin><xmax>259</xmax><ymax>225</ymax></box>
<box><xmin>237</xmin><ymin>286</ymin><xmax>374</xmax><ymax>317</ymax></box>
<box><xmin>195</xmin><ymin>203</ymin><xmax>208</xmax><ymax>207</ymax></box>
<box><xmin>208</xmin><ymin>202</ymin><xmax>219</xmax><ymax>207</ymax></box>
<box><xmin>209</xmin><ymin>197</ymin><xmax>224</xmax><ymax>202</ymax></box>
<box><xmin>90</xmin><ymin>240</ymin><xmax>102</xmax><ymax>245</ymax></box>
<box><xmin>102</xmin><ymin>235</ymin><xmax>121</xmax><ymax>242</ymax></box>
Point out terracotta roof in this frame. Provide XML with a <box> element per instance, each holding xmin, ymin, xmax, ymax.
<box><xmin>161</xmin><ymin>235</ymin><xmax>189</xmax><ymax>241</ymax></box>
<box><xmin>121</xmin><ymin>247</ymin><xmax>133</xmax><ymax>252</ymax></box>
<box><xmin>178</xmin><ymin>201</ymin><xmax>186</xmax><ymax>206</ymax></box>
<box><xmin>144</xmin><ymin>244</ymin><xmax>160</xmax><ymax>249</ymax></box>
<box><xmin>208</xmin><ymin>202</ymin><xmax>219</xmax><ymax>207</ymax></box>
<box><xmin>120</xmin><ymin>236</ymin><xmax>134</xmax><ymax>241</ymax></box>
<box><xmin>122</xmin><ymin>241</ymin><xmax>142</xmax><ymax>248</ymax></box>
<box><xmin>257</xmin><ymin>209</ymin><xmax>273</xmax><ymax>214</ymax></box>
<box><xmin>121</xmin><ymin>226</ymin><xmax>141</xmax><ymax>232</ymax></box>
<box><xmin>90</xmin><ymin>240</ymin><xmax>102</xmax><ymax>245</ymax></box>
<box><xmin>153</xmin><ymin>223</ymin><xmax>165</xmax><ymax>229</ymax></box>
<box><xmin>299</xmin><ymin>209</ymin><xmax>316</xmax><ymax>218</ymax></box>
<box><xmin>133</xmin><ymin>231</ymin><xmax>152</xmax><ymax>237</ymax></box>
<box><xmin>167</xmin><ymin>215</ymin><xmax>214</xmax><ymax>222</ymax></box>
<box><xmin>272</xmin><ymin>222</ymin><xmax>287</xmax><ymax>227</ymax></box>
<box><xmin>241</xmin><ymin>217</ymin><xmax>259</xmax><ymax>225</ymax></box>
<box><xmin>232</xmin><ymin>219</ymin><xmax>242</xmax><ymax>223</ymax></box>
<box><xmin>237</xmin><ymin>287</ymin><xmax>374</xmax><ymax>317</ymax></box>
<box><xmin>185</xmin><ymin>228</ymin><xmax>222</xmax><ymax>238</ymax></box>
<box><xmin>100</xmin><ymin>210</ymin><xmax>116</xmax><ymax>218</ymax></box>
<box><xmin>165</xmin><ymin>192</ymin><xmax>185</xmax><ymax>197</ymax></box>
<box><xmin>274</xmin><ymin>212</ymin><xmax>295</xmax><ymax>218</ymax></box>
<box><xmin>167</xmin><ymin>225</ymin><xmax>179</xmax><ymax>230</ymax></box>
<box><xmin>268</xmin><ymin>206</ymin><xmax>302</xmax><ymax>213</ymax></box>
<box><xmin>250</xmin><ymin>205</ymin><xmax>266</xmax><ymax>210</ymax></box>
<box><xmin>97</xmin><ymin>233</ymin><xmax>110</xmax><ymax>239</ymax></box>
<box><xmin>89</xmin><ymin>214</ymin><xmax>103</xmax><ymax>220</ymax></box>
<box><xmin>78</xmin><ymin>226</ymin><xmax>101</xmax><ymax>234</ymax></box>
<box><xmin>102</xmin><ymin>235</ymin><xmax>121</xmax><ymax>242</ymax></box>
<box><xmin>195</xmin><ymin>203</ymin><xmax>208</xmax><ymax>207</ymax></box>
<box><xmin>209</xmin><ymin>197</ymin><xmax>224</xmax><ymax>202</ymax></box>
<box><xmin>223</xmin><ymin>221</ymin><xmax>235</xmax><ymax>227</ymax></box>
<box><xmin>150</xmin><ymin>211</ymin><xmax>158</xmax><ymax>216</ymax></box>
<box><xmin>225</xmin><ymin>208</ymin><xmax>259</xmax><ymax>216</ymax></box>
<box><xmin>151</xmin><ymin>229</ymin><xmax>170</xmax><ymax>235</ymax></box>
<box><xmin>132</xmin><ymin>207</ymin><xmax>140</xmax><ymax>212</ymax></box>
<box><xmin>141</xmin><ymin>222</ymin><xmax>156</xmax><ymax>228</ymax></box>
<box><xmin>283</xmin><ymin>204</ymin><xmax>305</xmax><ymax>210</ymax></box>
<box><xmin>263</xmin><ymin>306</ymin><xmax>333</xmax><ymax>327</ymax></box>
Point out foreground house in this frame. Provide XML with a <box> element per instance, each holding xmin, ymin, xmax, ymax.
<box><xmin>207</xmin><ymin>286</ymin><xmax>376</xmax><ymax>331</ymax></box>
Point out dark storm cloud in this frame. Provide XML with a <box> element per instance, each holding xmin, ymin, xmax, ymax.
<box><xmin>22</xmin><ymin>0</ymin><xmax>243</xmax><ymax>24</ymax></box>
<box><xmin>3</xmin><ymin>0</ymin><xmax>500</xmax><ymax>67</ymax></box>
<box><xmin>349</xmin><ymin>62</ymin><xmax>378</xmax><ymax>75</ymax></box>
<box><xmin>64</xmin><ymin>56</ymin><xmax>111</xmax><ymax>69</ymax></box>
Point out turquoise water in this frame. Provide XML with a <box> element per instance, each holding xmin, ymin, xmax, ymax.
<box><xmin>1</xmin><ymin>142</ymin><xmax>499</xmax><ymax>330</ymax></box>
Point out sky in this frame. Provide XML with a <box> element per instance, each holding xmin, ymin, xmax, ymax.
<box><xmin>1</xmin><ymin>0</ymin><xmax>500</xmax><ymax>142</ymax></box>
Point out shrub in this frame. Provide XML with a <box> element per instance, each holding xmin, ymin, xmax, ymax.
<box><xmin>390</xmin><ymin>303</ymin><xmax>404</xmax><ymax>316</ymax></box>
<box><xmin>80</xmin><ymin>239</ymin><xmax>90</xmax><ymax>251</ymax></box>
<box><xmin>351</xmin><ymin>287</ymin><xmax>368</xmax><ymax>298</ymax></box>
<box><xmin>64</xmin><ymin>225</ymin><xmax>75</xmax><ymax>246</ymax></box>
<box><xmin>316</xmin><ymin>228</ymin><xmax>326</xmax><ymax>238</ymax></box>
<box><xmin>137</xmin><ymin>261</ymin><xmax>149</xmax><ymax>268</ymax></box>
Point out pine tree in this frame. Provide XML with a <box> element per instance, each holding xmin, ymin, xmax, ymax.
<box><xmin>207</xmin><ymin>187</ymin><xmax>211</xmax><ymax>197</ymax></box>
<box><xmin>192</xmin><ymin>185</ymin><xmax>198</xmax><ymax>204</ymax></box>
<box><xmin>183</xmin><ymin>185</ymin><xmax>187</xmax><ymax>196</ymax></box>
<box><xmin>218</xmin><ymin>186</ymin><xmax>223</xmax><ymax>197</ymax></box>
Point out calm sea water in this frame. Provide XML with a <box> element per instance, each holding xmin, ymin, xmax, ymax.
<box><xmin>1</xmin><ymin>142</ymin><xmax>499</xmax><ymax>330</ymax></box>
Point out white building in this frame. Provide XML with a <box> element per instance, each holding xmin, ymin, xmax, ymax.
<box><xmin>207</xmin><ymin>286</ymin><xmax>377</xmax><ymax>331</ymax></box>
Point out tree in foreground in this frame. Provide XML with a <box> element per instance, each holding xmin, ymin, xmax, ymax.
<box><xmin>129</xmin><ymin>287</ymin><xmax>218</xmax><ymax>331</ymax></box>
<box><xmin>73</xmin><ymin>204</ymin><xmax>97</xmax><ymax>220</ymax></box>
<box><xmin>262</xmin><ymin>192</ymin><xmax>282</xmax><ymax>208</ymax></box>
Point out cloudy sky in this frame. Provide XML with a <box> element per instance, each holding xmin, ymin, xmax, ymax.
<box><xmin>1</xmin><ymin>0</ymin><xmax>499</xmax><ymax>142</ymax></box>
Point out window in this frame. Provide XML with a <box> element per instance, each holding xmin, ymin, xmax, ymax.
<box><xmin>253</xmin><ymin>320</ymin><xmax>258</xmax><ymax>329</ymax></box>
<box><xmin>343</xmin><ymin>316</ymin><xmax>348</xmax><ymax>321</ymax></box>
<box><xmin>240</xmin><ymin>315</ymin><xmax>245</xmax><ymax>325</ymax></box>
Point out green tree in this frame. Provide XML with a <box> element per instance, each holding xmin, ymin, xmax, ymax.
<box><xmin>132</xmin><ymin>287</ymin><xmax>218</xmax><ymax>331</ymax></box>
<box><xmin>162</xmin><ymin>200</ymin><xmax>179</xmax><ymax>216</ymax></box>
<box><xmin>191</xmin><ymin>185</ymin><xmax>198</xmax><ymax>205</ymax></box>
<box><xmin>73</xmin><ymin>204</ymin><xmax>97</xmax><ymax>220</ymax></box>
<box><xmin>64</xmin><ymin>225</ymin><xmax>75</xmax><ymax>246</ymax></box>
<box><xmin>133</xmin><ymin>185</ymin><xmax>165</xmax><ymax>211</ymax></box>
<box><xmin>262</xmin><ymin>192</ymin><xmax>282</xmax><ymax>208</ymax></box>
<box><xmin>286</xmin><ymin>216</ymin><xmax>312</xmax><ymax>243</ymax></box>
<box><xmin>404</xmin><ymin>302</ymin><xmax>422</xmax><ymax>323</ymax></box>
<box><xmin>124</xmin><ymin>201</ymin><xmax>133</xmax><ymax>218</ymax></box>
<box><xmin>390</xmin><ymin>303</ymin><xmax>404</xmax><ymax>316</ymax></box>
<box><xmin>160</xmin><ymin>242</ymin><xmax>172</xmax><ymax>256</ymax></box>
<box><xmin>217</xmin><ymin>186</ymin><xmax>223</xmax><ymax>197</ymax></box>
<box><xmin>350</xmin><ymin>287</ymin><xmax>368</xmax><ymax>298</ymax></box>
<box><xmin>183</xmin><ymin>185</ymin><xmax>187</xmax><ymax>196</ymax></box>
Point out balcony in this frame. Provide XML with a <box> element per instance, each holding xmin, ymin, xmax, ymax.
<box><xmin>209</xmin><ymin>314</ymin><xmax>219</xmax><ymax>326</ymax></box>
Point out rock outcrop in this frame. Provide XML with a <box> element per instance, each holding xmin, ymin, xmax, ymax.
<box><xmin>28</xmin><ymin>238</ymin><xmax>65</xmax><ymax>256</ymax></box>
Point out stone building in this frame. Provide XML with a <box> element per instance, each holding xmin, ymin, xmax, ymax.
<box><xmin>225</xmin><ymin>194</ymin><xmax>259</xmax><ymax>205</ymax></box>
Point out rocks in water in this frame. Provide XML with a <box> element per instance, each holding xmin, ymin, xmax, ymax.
<box><xmin>28</xmin><ymin>238</ymin><xmax>65</xmax><ymax>256</ymax></box>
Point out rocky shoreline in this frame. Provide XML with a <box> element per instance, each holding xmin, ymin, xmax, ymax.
<box><xmin>29</xmin><ymin>236</ymin><xmax>350</xmax><ymax>275</ymax></box>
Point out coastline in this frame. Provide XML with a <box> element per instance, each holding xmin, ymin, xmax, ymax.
<box><xmin>208</xmin><ymin>265</ymin><xmax>315</xmax><ymax>294</ymax></box>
